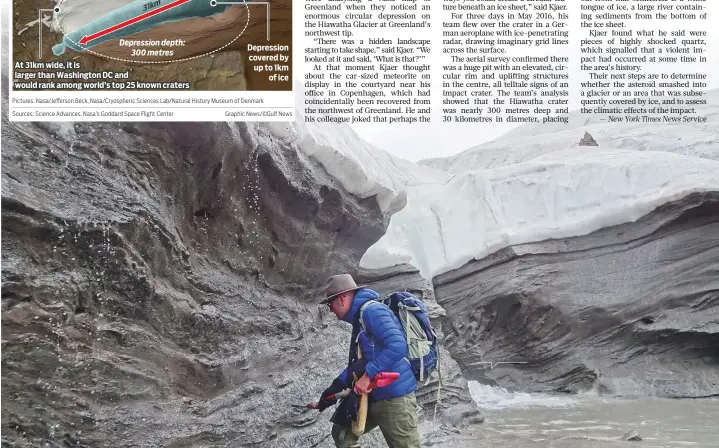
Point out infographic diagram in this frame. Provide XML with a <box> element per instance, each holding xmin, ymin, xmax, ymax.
<box><xmin>12</xmin><ymin>0</ymin><xmax>293</xmax><ymax>91</ymax></box>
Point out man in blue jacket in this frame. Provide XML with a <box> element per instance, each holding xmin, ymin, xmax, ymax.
<box><xmin>318</xmin><ymin>274</ymin><xmax>422</xmax><ymax>448</ymax></box>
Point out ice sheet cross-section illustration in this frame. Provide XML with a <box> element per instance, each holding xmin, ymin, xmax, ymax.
<box><xmin>52</xmin><ymin>0</ymin><xmax>242</xmax><ymax>56</ymax></box>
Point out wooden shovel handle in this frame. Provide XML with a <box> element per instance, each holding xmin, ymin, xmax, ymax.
<box><xmin>352</xmin><ymin>381</ymin><xmax>368</xmax><ymax>436</ymax></box>
<box><xmin>352</xmin><ymin>345</ymin><xmax>368</xmax><ymax>436</ymax></box>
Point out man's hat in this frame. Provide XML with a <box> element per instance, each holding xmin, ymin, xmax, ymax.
<box><xmin>320</xmin><ymin>274</ymin><xmax>365</xmax><ymax>304</ymax></box>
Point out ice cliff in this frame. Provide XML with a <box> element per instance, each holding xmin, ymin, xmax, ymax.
<box><xmin>353</xmin><ymin>91</ymin><xmax>719</xmax><ymax>399</ymax></box>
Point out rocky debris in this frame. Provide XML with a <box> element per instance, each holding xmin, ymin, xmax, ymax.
<box><xmin>578</xmin><ymin>131</ymin><xmax>599</xmax><ymax>146</ymax></box>
<box><xmin>622</xmin><ymin>430</ymin><xmax>643</xmax><ymax>441</ymax></box>
<box><xmin>436</xmin><ymin>403</ymin><xmax>485</xmax><ymax>429</ymax></box>
<box><xmin>433</xmin><ymin>191</ymin><xmax>719</xmax><ymax>398</ymax></box>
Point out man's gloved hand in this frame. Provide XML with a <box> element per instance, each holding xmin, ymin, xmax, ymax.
<box><xmin>317</xmin><ymin>378</ymin><xmax>346</xmax><ymax>412</ymax></box>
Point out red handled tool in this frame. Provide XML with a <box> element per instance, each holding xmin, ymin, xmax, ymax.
<box><xmin>293</xmin><ymin>372</ymin><xmax>400</xmax><ymax>410</ymax></box>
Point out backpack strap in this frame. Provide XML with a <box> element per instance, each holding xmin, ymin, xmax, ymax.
<box><xmin>356</xmin><ymin>300</ymin><xmax>378</xmax><ymax>343</ymax></box>
<box><xmin>358</xmin><ymin>300</ymin><xmax>376</xmax><ymax>330</ymax></box>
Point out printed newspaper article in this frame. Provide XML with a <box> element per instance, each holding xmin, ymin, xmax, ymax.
<box><xmin>3</xmin><ymin>1</ymin><xmax>719</xmax><ymax>448</ymax></box>
<box><xmin>302</xmin><ymin>0</ymin><xmax>709</xmax><ymax>127</ymax></box>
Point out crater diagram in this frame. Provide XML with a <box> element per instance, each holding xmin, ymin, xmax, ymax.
<box><xmin>53</xmin><ymin>0</ymin><xmax>250</xmax><ymax>61</ymax></box>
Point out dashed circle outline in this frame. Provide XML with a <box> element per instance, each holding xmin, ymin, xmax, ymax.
<box><xmin>62</xmin><ymin>1</ymin><xmax>250</xmax><ymax>64</ymax></box>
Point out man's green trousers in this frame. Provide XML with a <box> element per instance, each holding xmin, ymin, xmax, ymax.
<box><xmin>331</xmin><ymin>392</ymin><xmax>422</xmax><ymax>448</ymax></box>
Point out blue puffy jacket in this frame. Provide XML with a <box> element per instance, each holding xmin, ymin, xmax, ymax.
<box><xmin>335</xmin><ymin>288</ymin><xmax>417</xmax><ymax>402</ymax></box>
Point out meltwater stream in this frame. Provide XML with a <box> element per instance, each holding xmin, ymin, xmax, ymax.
<box><xmin>462</xmin><ymin>382</ymin><xmax>719</xmax><ymax>447</ymax></box>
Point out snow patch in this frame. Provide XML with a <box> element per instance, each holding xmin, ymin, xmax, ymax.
<box><xmin>284</xmin><ymin>87</ymin><xmax>452</xmax><ymax>214</ymax></box>
<box><xmin>18</xmin><ymin>14</ymin><xmax>54</xmax><ymax>36</ymax></box>
<box><xmin>265</xmin><ymin>122</ymin><xmax>298</xmax><ymax>145</ymax></box>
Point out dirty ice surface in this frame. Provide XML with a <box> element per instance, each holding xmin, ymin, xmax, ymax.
<box><xmin>275</xmin><ymin>87</ymin><xmax>719</xmax><ymax>280</ymax></box>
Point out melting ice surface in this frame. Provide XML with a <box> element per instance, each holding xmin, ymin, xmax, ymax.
<box><xmin>468</xmin><ymin>382</ymin><xmax>579</xmax><ymax>410</ymax></box>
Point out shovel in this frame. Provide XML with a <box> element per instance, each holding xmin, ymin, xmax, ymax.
<box><xmin>352</xmin><ymin>344</ymin><xmax>367</xmax><ymax>437</ymax></box>
<box><xmin>294</xmin><ymin>371</ymin><xmax>400</xmax><ymax>410</ymax></box>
